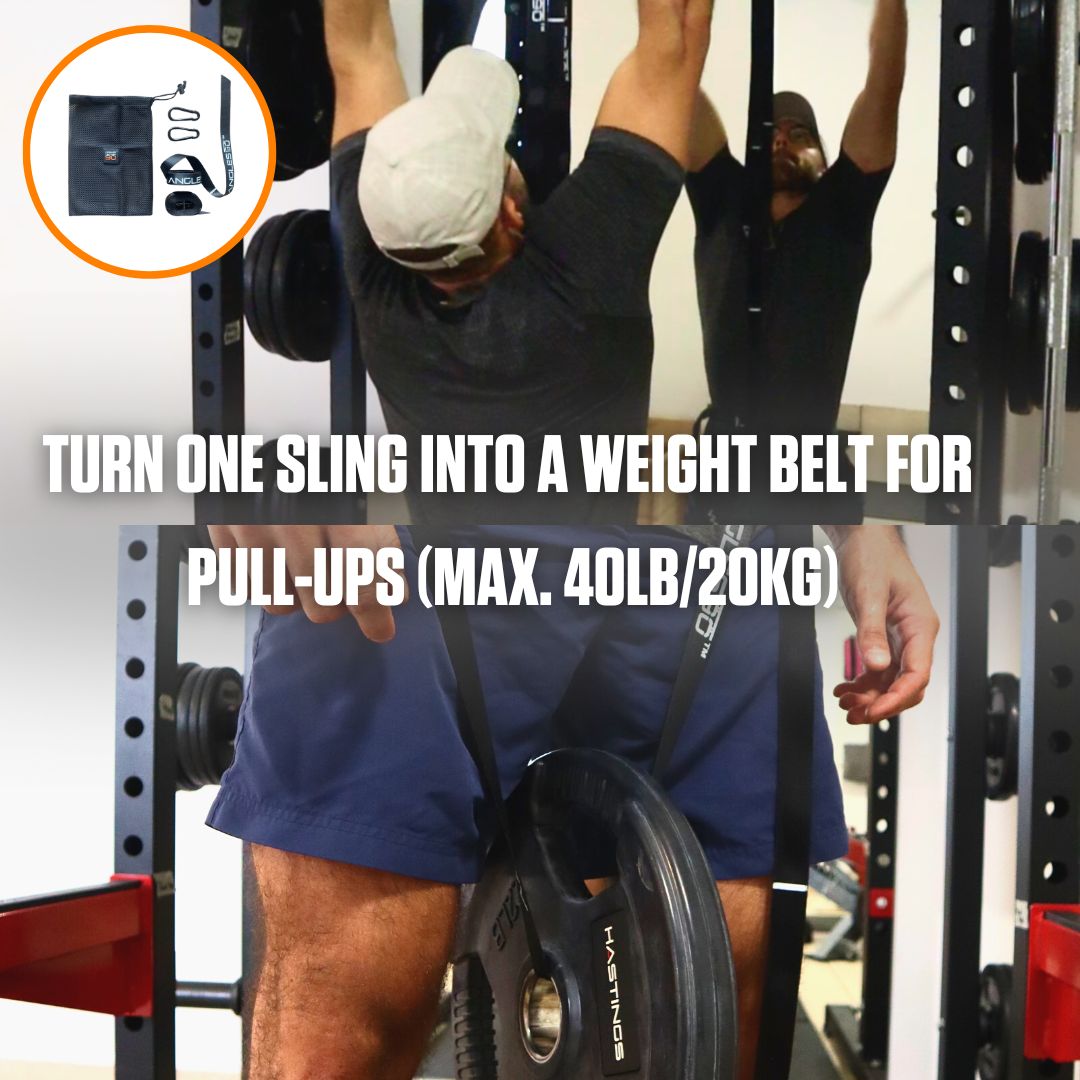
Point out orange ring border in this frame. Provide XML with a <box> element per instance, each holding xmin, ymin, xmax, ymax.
<box><xmin>23</xmin><ymin>24</ymin><xmax>277</xmax><ymax>280</ymax></box>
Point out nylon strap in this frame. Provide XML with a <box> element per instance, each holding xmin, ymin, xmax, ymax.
<box><xmin>742</xmin><ymin>0</ymin><xmax>775</xmax><ymax>432</ymax></box>
<box><xmin>754</xmin><ymin>524</ymin><xmax>816</xmax><ymax>1080</ymax></box>
<box><xmin>160</xmin><ymin>76</ymin><xmax>234</xmax><ymax>198</ymax></box>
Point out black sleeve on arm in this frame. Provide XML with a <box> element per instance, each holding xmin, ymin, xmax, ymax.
<box><xmin>816</xmin><ymin>151</ymin><xmax>893</xmax><ymax>240</ymax></box>
<box><xmin>685</xmin><ymin>147</ymin><xmax>745</xmax><ymax>233</ymax></box>
<box><xmin>329</xmin><ymin>130</ymin><xmax>382</xmax><ymax>281</ymax></box>
<box><xmin>527</xmin><ymin>128</ymin><xmax>685</xmax><ymax>317</ymax></box>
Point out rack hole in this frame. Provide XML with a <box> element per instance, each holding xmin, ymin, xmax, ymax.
<box><xmin>956</xmin><ymin>85</ymin><xmax>975</xmax><ymax>107</ymax></box>
<box><xmin>946</xmin><ymin>384</ymin><xmax>967</xmax><ymax>403</ymax></box>
<box><xmin>1042</xmin><ymin>861</ymin><xmax>1067</xmax><ymax>884</ymax></box>
<box><xmin>952</xmin><ymin>266</ymin><xmax>971</xmax><ymax>286</ymax></box>
<box><xmin>199</xmin><ymin>380</ymin><xmax>215</xmax><ymax>397</ymax></box>
<box><xmin>197</xmin><ymin>283</ymin><xmax>214</xmax><ymax>301</ymax></box>
<box><xmin>875</xmin><ymin>818</ymin><xmax>889</xmax><ymax>834</ymax></box>
<box><xmin>123</xmin><ymin>835</ymin><xmax>144</xmax><ymax>857</ymax></box>
<box><xmin>1050</xmin><ymin>665</ymin><xmax>1073</xmax><ymax>689</ymax></box>
<box><xmin>879</xmin><ymin>719</ymin><xmax>891</xmax><ymax>733</ymax></box>
<box><xmin>1050</xmin><ymin>730</ymin><xmax>1072</xmax><ymax>753</ymax></box>
<box><xmin>125</xmin><ymin>658</ymin><xmax>145</xmax><ymax>679</ymax></box>
<box><xmin>198</xmin><ymin>332</ymin><xmax>214</xmax><ymax>349</ymax></box>
<box><xmin>1050</xmin><ymin>600</ymin><xmax>1074</xmax><ymax>623</ymax></box>
<box><xmin>956</xmin><ymin>25</ymin><xmax>975</xmax><ymax>46</ymax></box>
<box><xmin>950</xmin><ymin>325</ymin><xmax>969</xmax><ymax>345</ymax></box>
<box><xmin>123</xmin><ymin>1017</ymin><xmax>144</xmax><ymax>1032</ymax></box>
<box><xmin>1045</xmin><ymin>797</ymin><xmax>1070</xmax><ymax>818</ymax></box>
<box><xmin>126</xmin><ymin>599</ymin><xmax>146</xmax><ymax>620</ymax></box>
<box><xmin>128</xmin><ymin>540</ymin><xmax>148</xmax><ymax>561</ymax></box>
<box><xmin>124</xmin><ymin>717</ymin><xmax>144</xmax><ymax>738</ymax></box>
<box><xmin>877</xmin><ymin>785</ymin><xmax>890</xmax><ymax>800</ymax></box>
<box><xmin>1051</xmin><ymin>534</ymin><xmax>1075</xmax><ymax>557</ymax></box>
<box><xmin>123</xmin><ymin>776</ymin><xmax>144</xmax><ymax>798</ymax></box>
<box><xmin>953</xmin><ymin>205</ymin><xmax>973</xmax><ymax>227</ymax></box>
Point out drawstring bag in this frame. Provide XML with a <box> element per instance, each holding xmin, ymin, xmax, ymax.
<box><xmin>68</xmin><ymin>82</ymin><xmax>185</xmax><ymax>217</ymax></box>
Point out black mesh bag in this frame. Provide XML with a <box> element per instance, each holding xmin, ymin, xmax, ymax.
<box><xmin>68</xmin><ymin>84</ymin><xmax>184</xmax><ymax>217</ymax></box>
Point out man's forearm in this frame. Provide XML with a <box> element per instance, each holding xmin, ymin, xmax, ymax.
<box><xmin>866</xmin><ymin>0</ymin><xmax>907</xmax><ymax>98</ymax></box>
<box><xmin>324</xmin><ymin>0</ymin><xmax>398</xmax><ymax>75</ymax></box>
<box><xmin>822</xmin><ymin>525</ymin><xmax>903</xmax><ymax>552</ymax></box>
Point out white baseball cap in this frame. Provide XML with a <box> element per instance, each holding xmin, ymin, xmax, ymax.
<box><xmin>358</xmin><ymin>46</ymin><xmax>521</xmax><ymax>272</ymax></box>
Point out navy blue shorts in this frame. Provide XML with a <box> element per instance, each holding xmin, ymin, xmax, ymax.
<box><xmin>207</xmin><ymin>527</ymin><xmax>848</xmax><ymax>883</ymax></box>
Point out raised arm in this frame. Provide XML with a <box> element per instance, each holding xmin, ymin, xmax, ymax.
<box><xmin>595</xmin><ymin>0</ymin><xmax>715</xmax><ymax>168</ymax></box>
<box><xmin>325</xmin><ymin>0</ymin><xmax>410</xmax><ymax>146</ymax></box>
<box><xmin>841</xmin><ymin>0</ymin><xmax>907</xmax><ymax>173</ymax></box>
<box><xmin>688</xmin><ymin>90</ymin><xmax>729</xmax><ymax>173</ymax></box>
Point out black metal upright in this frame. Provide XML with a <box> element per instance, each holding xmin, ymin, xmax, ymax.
<box><xmin>191</xmin><ymin>1</ymin><xmax>247</xmax><ymax>525</ymax></box>
<box><xmin>1010</xmin><ymin>526</ymin><xmax>1080</xmax><ymax>1078</ymax></box>
<box><xmin>114</xmin><ymin>527</ymin><xmax>188</xmax><ymax>1079</ymax></box>
<box><xmin>860</xmin><ymin>715</ymin><xmax>899</xmax><ymax>1067</ymax></box>
<box><xmin>928</xmin><ymin>1</ymin><xmax>1013</xmax><ymax>523</ymax></box>
<box><xmin>937</xmin><ymin>527</ymin><xmax>992</xmax><ymax>1078</ymax></box>
<box><xmin>506</xmin><ymin>0</ymin><xmax>572</xmax><ymax>203</ymax></box>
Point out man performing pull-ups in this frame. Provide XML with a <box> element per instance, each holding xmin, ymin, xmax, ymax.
<box><xmin>325</xmin><ymin>0</ymin><xmax>710</xmax><ymax>524</ymax></box>
<box><xmin>688</xmin><ymin>0</ymin><xmax>907</xmax><ymax>517</ymax></box>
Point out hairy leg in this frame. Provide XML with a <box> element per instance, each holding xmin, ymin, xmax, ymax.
<box><xmin>248</xmin><ymin>843</ymin><xmax>459</xmax><ymax>1080</ymax></box>
<box><xmin>717</xmin><ymin>877</ymin><xmax>772</xmax><ymax>1080</ymax></box>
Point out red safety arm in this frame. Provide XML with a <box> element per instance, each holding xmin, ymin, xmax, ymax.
<box><xmin>0</xmin><ymin>875</ymin><xmax>153</xmax><ymax>1016</ymax></box>
<box><xmin>1025</xmin><ymin>904</ymin><xmax>1080</xmax><ymax>1063</ymax></box>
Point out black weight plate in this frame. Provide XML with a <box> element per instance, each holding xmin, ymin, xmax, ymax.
<box><xmin>237</xmin><ymin>1</ymin><xmax>334</xmax><ymax>180</ymax></box>
<box><xmin>1068</xmin><ymin>240</ymin><xmax>1080</xmax><ymax>412</ymax></box>
<box><xmin>1013</xmin><ymin>0</ymin><xmax>1054</xmax><ymax>184</ymax></box>
<box><xmin>452</xmin><ymin>749</ymin><xmax>737</xmax><ymax>1080</ymax></box>
<box><xmin>977</xmin><ymin>964</ymin><xmax>1012</xmax><ymax>1080</ymax></box>
<box><xmin>203</xmin><ymin>666</ymin><xmax>242</xmax><ymax>785</ymax></box>
<box><xmin>243</xmin><ymin>217</ymin><xmax>277</xmax><ymax>355</ymax></box>
<box><xmin>985</xmin><ymin>673</ymin><xmax>1020</xmax><ymax>801</ymax></box>
<box><xmin>271</xmin><ymin>209</ymin><xmax>336</xmax><ymax>363</ymax></box>
<box><xmin>1008</xmin><ymin>232</ymin><xmax>1045</xmax><ymax>415</ymax></box>
<box><xmin>175</xmin><ymin>662</ymin><xmax>204</xmax><ymax>792</ymax></box>
<box><xmin>254</xmin><ymin>211</ymin><xmax>305</xmax><ymax>360</ymax></box>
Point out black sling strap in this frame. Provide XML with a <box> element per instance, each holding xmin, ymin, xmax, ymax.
<box><xmin>754</xmin><ymin>524</ymin><xmax>816</xmax><ymax>1080</ymax></box>
<box><xmin>160</xmin><ymin>75</ymin><xmax>235</xmax><ymax>198</ymax></box>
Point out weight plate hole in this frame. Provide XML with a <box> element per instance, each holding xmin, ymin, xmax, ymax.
<box><xmin>520</xmin><ymin>970</ymin><xmax>562</xmax><ymax>1065</ymax></box>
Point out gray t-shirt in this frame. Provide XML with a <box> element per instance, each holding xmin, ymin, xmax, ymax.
<box><xmin>687</xmin><ymin>148</ymin><xmax>891</xmax><ymax>438</ymax></box>
<box><xmin>332</xmin><ymin>127</ymin><xmax>685</xmax><ymax>525</ymax></box>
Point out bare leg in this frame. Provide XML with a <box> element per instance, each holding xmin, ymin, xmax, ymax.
<box><xmin>248</xmin><ymin>843</ymin><xmax>459</xmax><ymax>1080</ymax></box>
<box><xmin>717</xmin><ymin>877</ymin><xmax>772</xmax><ymax>1080</ymax></box>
